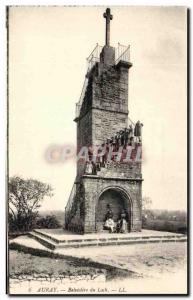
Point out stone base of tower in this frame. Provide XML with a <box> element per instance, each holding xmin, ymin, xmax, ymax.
<box><xmin>65</xmin><ymin>174</ymin><xmax>142</xmax><ymax>234</ymax></box>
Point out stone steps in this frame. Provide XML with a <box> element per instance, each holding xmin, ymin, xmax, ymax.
<box><xmin>28</xmin><ymin>232</ymin><xmax>57</xmax><ymax>250</ymax></box>
<box><xmin>29</xmin><ymin>230</ymin><xmax>187</xmax><ymax>250</ymax></box>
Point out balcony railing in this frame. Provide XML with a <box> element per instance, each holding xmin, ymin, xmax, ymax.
<box><xmin>75</xmin><ymin>43</ymin><xmax>130</xmax><ymax>119</ymax></box>
<box><xmin>115</xmin><ymin>43</ymin><xmax>130</xmax><ymax>64</ymax></box>
<box><xmin>75</xmin><ymin>77</ymin><xmax>88</xmax><ymax>119</ymax></box>
<box><xmin>65</xmin><ymin>182</ymin><xmax>76</xmax><ymax>222</ymax></box>
<box><xmin>87</xmin><ymin>43</ymin><xmax>103</xmax><ymax>74</ymax></box>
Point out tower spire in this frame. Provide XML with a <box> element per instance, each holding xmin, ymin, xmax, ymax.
<box><xmin>103</xmin><ymin>8</ymin><xmax>113</xmax><ymax>46</ymax></box>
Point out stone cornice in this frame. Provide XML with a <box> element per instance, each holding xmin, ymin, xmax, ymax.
<box><xmin>82</xmin><ymin>174</ymin><xmax>143</xmax><ymax>181</ymax></box>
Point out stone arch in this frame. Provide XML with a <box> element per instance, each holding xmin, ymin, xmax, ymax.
<box><xmin>95</xmin><ymin>186</ymin><xmax>133</xmax><ymax>232</ymax></box>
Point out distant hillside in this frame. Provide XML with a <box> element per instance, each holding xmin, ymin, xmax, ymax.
<box><xmin>142</xmin><ymin>209</ymin><xmax>187</xmax><ymax>234</ymax></box>
<box><xmin>38</xmin><ymin>209</ymin><xmax>187</xmax><ymax>229</ymax></box>
<box><xmin>143</xmin><ymin>209</ymin><xmax>187</xmax><ymax>222</ymax></box>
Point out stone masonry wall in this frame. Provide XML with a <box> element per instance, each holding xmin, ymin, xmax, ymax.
<box><xmin>76</xmin><ymin>61</ymin><xmax>130</xmax><ymax>148</ymax></box>
<box><xmin>76</xmin><ymin>111</ymin><xmax>92</xmax><ymax>178</ymax></box>
<box><xmin>97</xmin><ymin>161</ymin><xmax>142</xmax><ymax>179</ymax></box>
<box><xmin>92</xmin><ymin>109</ymin><xmax>127</xmax><ymax>146</ymax></box>
<box><xmin>77</xmin><ymin>111</ymin><xmax>92</xmax><ymax>148</ymax></box>
<box><xmin>91</xmin><ymin>62</ymin><xmax>129</xmax><ymax>145</ymax></box>
<box><xmin>82</xmin><ymin>176</ymin><xmax>142</xmax><ymax>233</ymax></box>
<box><xmin>93</xmin><ymin>63</ymin><xmax>129</xmax><ymax>114</ymax></box>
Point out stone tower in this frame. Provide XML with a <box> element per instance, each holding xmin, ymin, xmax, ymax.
<box><xmin>65</xmin><ymin>8</ymin><xmax>143</xmax><ymax>234</ymax></box>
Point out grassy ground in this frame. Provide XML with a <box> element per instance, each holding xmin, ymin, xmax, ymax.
<box><xmin>9</xmin><ymin>242</ymin><xmax>187</xmax><ymax>281</ymax></box>
<box><xmin>9</xmin><ymin>249</ymin><xmax>136</xmax><ymax>281</ymax></box>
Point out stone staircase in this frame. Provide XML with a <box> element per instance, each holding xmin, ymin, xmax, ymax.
<box><xmin>28</xmin><ymin>229</ymin><xmax>187</xmax><ymax>250</ymax></box>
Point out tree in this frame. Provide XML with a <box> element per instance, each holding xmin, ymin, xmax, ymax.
<box><xmin>36</xmin><ymin>215</ymin><xmax>61</xmax><ymax>229</ymax></box>
<box><xmin>9</xmin><ymin>176</ymin><xmax>53</xmax><ymax>232</ymax></box>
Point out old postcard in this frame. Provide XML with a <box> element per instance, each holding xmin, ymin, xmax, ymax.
<box><xmin>7</xmin><ymin>6</ymin><xmax>188</xmax><ymax>295</ymax></box>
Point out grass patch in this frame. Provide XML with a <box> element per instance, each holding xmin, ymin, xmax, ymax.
<box><xmin>9</xmin><ymin>243</ymin><xmax>138</xmax><ymax>281</ymax></box>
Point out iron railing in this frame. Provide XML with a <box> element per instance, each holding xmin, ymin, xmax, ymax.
<box><xmin>75</xmin><ymin>43</ymin><xmax>130</xmax><ymax>119</ymax></box>
<box><xmin>65</xmin><ymin>183</ymin><xmax>76</xmax><ymax>220</ymax></box>
<box><xmin>75</xmin><ymin>77</ymin><xmax>88</xmax><ymax>119</ymax></box>
<box><xmin>115</xmin><ymin>43</ymin><xmax>130</xmax><ymax>64</ymax></box>
<box><xmin>75</xmin><ymin>44</ymin><xmax>102</xmax><ymax>119</ymax></box>
<box><xmin>87</xmin><ymin>43</ymin><xmax>103</xmax><ymax>74</ymax></box>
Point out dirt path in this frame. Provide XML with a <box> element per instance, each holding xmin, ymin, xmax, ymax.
<box><xmin>9</xmin><ymin>242</ymin><xmax>187</xmax><ymax>294</ymax></box>
<box><xmin>56</xmin><ymin>241</ymin><xmax>187</xmax><ymax>278</ymax></box>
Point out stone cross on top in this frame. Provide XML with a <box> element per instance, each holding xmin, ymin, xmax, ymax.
<box><xmin>103</xmin><ymin>8</ymin><xmax>113</xmax><ymax>47</ymax></box>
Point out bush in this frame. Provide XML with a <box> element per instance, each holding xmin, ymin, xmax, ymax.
<box><xmin>36</xmin><ymin>215</ymin><xmax>61</xmax><ymax>229</ymax></box>
<box><xmin>8</xmin><ymin>213</ymin><xmax>18</xmax><ymax>233</ymax></box>
<box><xmin>8</xmin><ymin>212</ymin><xmax>37</xmax><ymax>233</ymax></box>
<box><xmin>142</xmin><ymin>219</ymin><xmax>187</xmax><ymax>234</ymax></box>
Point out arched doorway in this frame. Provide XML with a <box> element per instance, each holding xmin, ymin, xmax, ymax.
<box><xmin>95</xmin><ymin>187</ymin><xmax>132</xmax><ymax>232</ymax></box>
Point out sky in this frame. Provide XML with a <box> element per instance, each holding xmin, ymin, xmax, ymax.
<box><xmin>9</xmin><ymin>6</ymin><xmax>187</xmax><ymax>211</ymax></box>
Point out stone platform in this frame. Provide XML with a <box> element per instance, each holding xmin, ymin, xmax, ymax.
<box><xmin>25</xmin><ymin>229</ymin><xmax>187</xmax><ymax>250</ymax></box>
